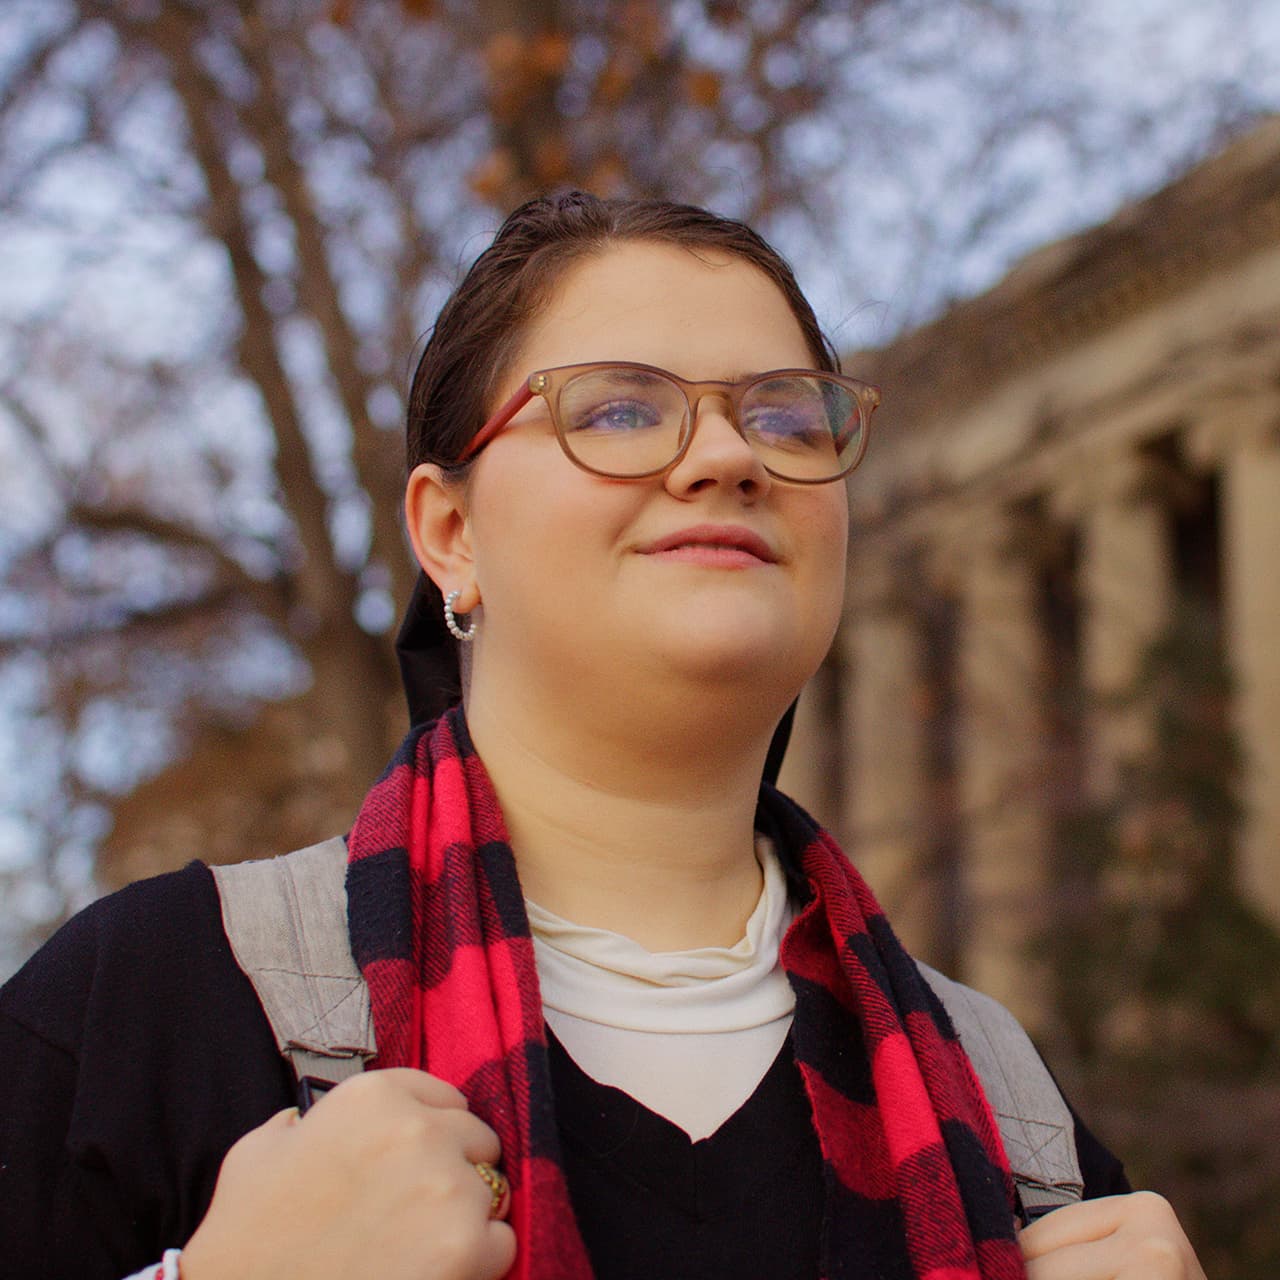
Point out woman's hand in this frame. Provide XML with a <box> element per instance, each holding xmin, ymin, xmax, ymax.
<box><xmin>1019</xmin><ymin>1192</ymin><xmax>1206</xmax><ymax>1280</ymax></box>
<box><xmin>180</xmin><ymin>1069</ymin><xmax>517</xmax><ymax>1280</ymax></box>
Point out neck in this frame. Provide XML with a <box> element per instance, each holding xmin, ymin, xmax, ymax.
<box><xmin>465</xmin><ymin>679</ymin><xmax>779</xmax><ymax>952</ymax></box>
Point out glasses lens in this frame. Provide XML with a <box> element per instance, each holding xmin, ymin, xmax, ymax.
<box><xmin>741</xmin><ymin>375</ymin><xmax>863</xmax><ymax>480</ymax></box>
<box><xmin>556</xmin><ymin>367</ymin><xmax>688</xmax><ymax>476</ymax></box>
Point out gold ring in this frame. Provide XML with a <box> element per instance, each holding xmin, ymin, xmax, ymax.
<box><xmin>473</xmin><ymin>1161</ymin><xmax>510</xmax><ymax>1219</ymax></box>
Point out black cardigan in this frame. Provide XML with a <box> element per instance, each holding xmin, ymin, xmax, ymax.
<box><xmin>0</xmin><ymin>862</ymin><xmax>1128</xmax><ymax>1279</ymax></box>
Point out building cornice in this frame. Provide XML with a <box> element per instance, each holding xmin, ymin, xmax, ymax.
<box><xmin>857</xmin><ymin>116</ymin><xmax>1280</xmax><ymax>433</ymax></box>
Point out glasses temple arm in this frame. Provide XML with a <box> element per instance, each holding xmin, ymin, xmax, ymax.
<box><xmin>458</xmin><ymin>382</ymin><xmax>535</xmax><ymax>461</ymax></box>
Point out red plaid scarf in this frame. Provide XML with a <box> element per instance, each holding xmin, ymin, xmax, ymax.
<box><xmin>346</xmin><ymin>708</ymin><xmax>1026</xmax><ymax>1280</ymax></box>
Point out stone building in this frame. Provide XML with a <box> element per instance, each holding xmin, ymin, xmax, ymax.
<box><xmin>778</xmin><ymin>117</ymin><xmax>1280</xmax><ymax>1030</ymax></box>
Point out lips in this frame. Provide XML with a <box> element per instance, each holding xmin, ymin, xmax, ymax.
<box><xmin>638</xmin><ymin>523</ymin><xmax>778</xmax><ymax>564</ymax></box>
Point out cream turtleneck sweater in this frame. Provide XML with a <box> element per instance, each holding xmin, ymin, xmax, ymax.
<box><xmin>526</xmin><ymin>839</ymin><xmax>797</xmax><ymax>1141</ymax></box>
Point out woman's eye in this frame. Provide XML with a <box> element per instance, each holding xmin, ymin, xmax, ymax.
<box><xmin>745</xmin><ymin>403</ymin><xmax>828</xmax><ymax>449</ymax></box>
<box><xmin>570</xmin><ymin>398</ymin><xmax>664</xmax><ymax>433</ymax></box>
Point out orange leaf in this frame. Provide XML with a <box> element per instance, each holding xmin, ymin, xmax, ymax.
<box><xmin>685</xmin><ymin>67</ymin><xmax>721</xmax><ymax>109</ymax></box>
<box><xmin>595</xmin><ymin>52</ymin><xmax>638</xmax><ymax>106</ymax></box>
<box><xmin>467</xmin><ymin>147</ymin><xmax>517</xmax><ymax>203</ymax></box>
<box><xmin>533</xmin><ymin>136</ymin><xmax>572</xmax><ymax>185</ymax></box>
<box><xmin>531</xmin><ymin>31</ymin><xmax>572</xmax><ymax>78</ymax></box>
<box><xmin>584</xmin><ymin>156</ymin><xmax>628</xmax><ymax>197</ymax></box>
<box><xmin>484</xmin><ymin>31</ymin><xmax>534</xmax><ymax>122</ymax></box>
<box><xmin>484</xmin><ymin>30</ymin><xmax>526</xmax><ymax>79</ymax></box>
<box><xmin>619</xmin><ymin>0</ymin><xmax>665</xmax><ymax>57</ymax></box>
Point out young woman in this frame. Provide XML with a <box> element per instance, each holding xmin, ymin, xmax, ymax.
<box><xmin>0</xmin><ymin>194</ymin><xmax>1206</xmax><ymax>1280</ymax></box>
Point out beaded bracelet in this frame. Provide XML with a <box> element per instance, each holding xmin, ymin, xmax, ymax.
<box><xmin>120</xmin><ymin>1248</ymin><xmax>182</xmax><ymax>1280</ymax></box>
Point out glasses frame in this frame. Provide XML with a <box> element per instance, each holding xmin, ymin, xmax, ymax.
<box><xmin>458</xmin><ymin>360</ymin><xmax>881</xmax><ymax>484</ymax></box>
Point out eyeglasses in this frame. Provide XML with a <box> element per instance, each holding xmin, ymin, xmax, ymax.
<box><xmin>459</xmin><ymin>361</ymin><xmax>881</xmax><ymax>484</ymax></box>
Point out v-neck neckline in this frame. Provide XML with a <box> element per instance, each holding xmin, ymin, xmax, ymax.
<box><xmin>546</xmin><ymin>1027</ymin><xmax>821</xmax><ymax>1219</ymax></box>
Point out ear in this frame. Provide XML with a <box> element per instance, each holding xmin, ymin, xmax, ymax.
<box><xmin>405</xmin><ymin>463</ymin><xmax>480</xmax><ymax>612</ymax></box>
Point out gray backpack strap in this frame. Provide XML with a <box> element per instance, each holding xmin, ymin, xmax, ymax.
<box><xmin>917</xmin><ymin>961</ymin><xmax>1084</xmax><ymax>1220</ymax></box>
<box><xmin>211</xmin><ymin>837</ymin><xmax>376</xmax><ymax>1087</ymax></box>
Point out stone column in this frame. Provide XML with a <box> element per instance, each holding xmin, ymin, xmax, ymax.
<box><xmin>1063</xmin><ymin>451</ymin><xmax>1175</xmax><ymax>797</ymax></box>
<box><xmin>953</xmin><ymin>507</ymin><xmax>1051</xmax><ymax>1030</ymax></box>
<box><xmin>841</xmin><ymin>551</ymin><xmax>935</xmax><ymax>956</ymax></box>
<box><xmin>1218</xmin><ymin>424</ymin><xmax>1280</xmax><ymax>926</ymax></box>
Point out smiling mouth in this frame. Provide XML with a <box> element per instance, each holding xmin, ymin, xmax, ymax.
<box><xmin>656</xmin><ymin>546</ymin><xmax>767</xmax><ymax>570</ymax></box>
<box><xmin>639</xmin><ymin>525</ymin><xmax>778</xmax><ymax>565</ymax></box>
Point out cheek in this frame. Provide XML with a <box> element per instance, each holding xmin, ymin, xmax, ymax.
<box><xmin>800</xmin><ymin>489</ymin><xmax>849</xmax><ymax>576</ymax></box>
<box><xmin>467</xmin><ymin>446</ymin><xmax>643</xmax><ymax>603</ymax></box>
<box><xmin>800</xmin><ymin>491</ymin><xmax>849</xmax><ymax>635</ymax></box>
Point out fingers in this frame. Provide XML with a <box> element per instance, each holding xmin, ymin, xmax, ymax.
<box><xmin>1024</xmin><ymin>1235</ymin><xmax>1186</xmax><ymax>1280</ymax></box>
<box><xmin>268</xmin><ymin>1069</ymin><xmax>507</xmax><ymax>1178</ymax></box>
<box><xmin>185</xmin><ymin>1068</ymin><xmax>518</xmax><ymax>1280</ymax></box>
<box><xmin>302</xmin><ymin>1070</ymin><xmax>499</xmax><ymax>1157</ymax></box>
<box><xmin>1020</xmin><ymin>1197</ymin><xmax>1125</xmax><ymax>1259</ymax></box>
<box><xmin>1019</xmin><ymin>1193</ymin><xmax>1205</xmax><ymax>1280</ymax></box>
<box><xmin>311</xmin><ymin>1066</ymin><xmax>469</xmax><ymax>1113</ymax></box>
<box><xmin>476</xmin><ymin>1222</ymin><xmax>518</xmax><ymax>1280</ymax></box>
<box><xmin>1020</xmin><ymin>1192</ymin><xmax>1179</xmax><ymax>1257</ymax></box>
<box><xmin>380</xmin><ymin>1066</ymin><xmax>471</xmax><ymax>1111</ymax></box>
<box><xmin>304</xmin><ymin>1069</ymin><xmax>506</xmax><ymax>1194</ymax></box>
<box><xmin>448</xmin><ymin>1107</ymin><xmax>503</xmax><ymax>1167</ymax></box>
<box><xmin>1023</xmin><ymin>1235</ymin><xmax>1131</xmax><ymax>1280</ymax></box>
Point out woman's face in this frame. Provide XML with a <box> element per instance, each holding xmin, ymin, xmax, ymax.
<box><xmin>461</xmin><ymin>240</ymin><xmax>848</xmax><ymax>712</ymax></box>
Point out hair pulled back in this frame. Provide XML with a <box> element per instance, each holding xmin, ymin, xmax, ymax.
<box><xmin>406</xmin><ymin>190</ymin><xmax>838</xmax><ymax>473</ymax></box>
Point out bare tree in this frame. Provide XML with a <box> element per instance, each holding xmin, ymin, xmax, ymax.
<box><xmin>0</xmin><ymin>0</ymin><xmax>1271</xmax><ymax>972</ymax></box>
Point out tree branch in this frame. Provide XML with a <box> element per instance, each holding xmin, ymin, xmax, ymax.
<box><xmin>0</xmin><ymin>387</ymin><xmax>74</xmax><ymax>503</ymax></box>
<box><xmin>0</xmin><ymin>579</ymin><xmax>248</xmax><ymax>655</ymax></box>
<box><xmin>236</xmin><ymin>12</ymin><xmax>417</xmax><ymax>605</ymax></box>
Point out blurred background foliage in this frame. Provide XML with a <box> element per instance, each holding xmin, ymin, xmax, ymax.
<box><xmin>1047</xmin><ymin>602</ymin><xmax>1280</xmax><ymax>1277</ymax></box>
<box><xmin>1</xmin><ymin>0</ymin><xmax>1278</xmax><ymax>1271</ymax></box>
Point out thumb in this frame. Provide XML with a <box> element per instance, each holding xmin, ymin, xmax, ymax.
<box><xmin>263</xmin><ymin>1107</ymin><xmax>301</xmax><ymax>1131</ymax></box>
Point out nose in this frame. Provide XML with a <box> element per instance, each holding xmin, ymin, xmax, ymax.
<box><xmin>664</xmin><ymin>393</ymin><xmax>771</xmax><ymax>500</ymax></box>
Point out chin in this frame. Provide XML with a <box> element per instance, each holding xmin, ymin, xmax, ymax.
<box><xmin>655</xmin><ymin>619</ymin><xmax>815</xmax><ymax>692</ymax></box>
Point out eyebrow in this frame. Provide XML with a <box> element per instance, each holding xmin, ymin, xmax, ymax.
<box><xmin>599</xmin><ymin>367</ymin><xmax>669</xmax><ymax>387</ymax></box>
<box><xmin>669</xmin><ymin>367</ymin><xmax>793</xmax><ymax>385</ymax></box>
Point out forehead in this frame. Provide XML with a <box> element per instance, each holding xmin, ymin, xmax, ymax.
<box><xmin>506</xmin><ymin>240</ymin><xmax>814</xmax><ymax>384</ymax></box>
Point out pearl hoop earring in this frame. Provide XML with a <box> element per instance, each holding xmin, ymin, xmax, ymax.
<box><xmin>444</xmin><ymin>589</ymin><xmax>476</xmax><ymax>643</ymax></box>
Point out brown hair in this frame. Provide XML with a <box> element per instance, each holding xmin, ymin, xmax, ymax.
<box><xmin>405</xmin><ymin>191</ymin><xmax>839</xmax><ymax>473</ymax></box>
